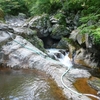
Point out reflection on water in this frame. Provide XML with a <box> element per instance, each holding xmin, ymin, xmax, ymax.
<box><xmin>0</xmin><ymin>67</ymin><xmax>67</xmax><ymax>100</ymax></box>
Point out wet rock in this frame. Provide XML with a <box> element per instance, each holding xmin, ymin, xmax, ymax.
<box><xmin>0</xmin><ymin>13</ymin><xmax>97</xmax><ymax>100</ymax></box>
<box><xmin>59</xmin><ymin>49</ymin><xmax>67</xmax><ymax>55</ymax></box>
<box><xmin>57</xmin><ymin>37</ymin><xmax>69</xmax><ymax>49</ymax></box>
<box><xmin>0</xmin><ymin>23</ymin><xmax>8</xmax><ymax>30</ymax></box>
<box><xmin>74</xmin><ymin>48</ymin><xmax>98</xmax><ymax>68</ymax></box>
<box><xmin>88</xmin><ymin>77</ymin><xmax>100</xmax><ymax>91</ymax></box>
<box><xmin>68</xmin><ymin>44</ymin><xmax>76</xmax><ymax>59</ymax></box>
<box><xmin>57</xmin><ymin>37</ymin><xmax>79</xmax><ymax>59</ymax></box>
<box><xmin>68</xmin><ymin>68</ymin><xmax>91</xmax><ymax>79</ymax></box>
<box><xmin>50</xmin><ymin>24</ymin><xmax>70</xmax><ymax>39</ymax></box>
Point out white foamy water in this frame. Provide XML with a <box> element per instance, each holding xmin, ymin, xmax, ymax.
<box><xmin>46</xmin><ymin>49</ymin><xmax>73</xmax><ymax>67</ymax></box>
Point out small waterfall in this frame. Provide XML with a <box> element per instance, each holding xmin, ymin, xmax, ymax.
<box><xmin>46</xmin><ymin>48</ymin><xmax>73</xmax><ymax>67</ymax></box>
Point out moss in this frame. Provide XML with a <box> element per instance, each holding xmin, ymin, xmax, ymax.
<box><xmin>64</xmin><ymin>38</ymin><xmax>80</xmax><ymax>49</ymax></box>
<box><xmin>27</xmin><ymin>36</ymin><xmax>46</xmax><ymax>52</ymax></box>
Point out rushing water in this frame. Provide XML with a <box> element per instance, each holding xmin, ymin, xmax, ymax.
<box><xmin>0</xmin><ymin>67</ymin><xmax>67</xmax><ymax>100</ymax></box>
<box><xmin>46</xmin><ymin>48</ymin><xmax>73</xmax><ymax>67</ymax></box>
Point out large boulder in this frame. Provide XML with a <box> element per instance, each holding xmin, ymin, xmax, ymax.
<box><xmin>69</xmin><ymin>30</ymin><xmax>92</xmax><ymax>48</ymax></box>
<box><xmin>50</xmin><ymin>24</ymin><xmax>70</xmax><ymax>39</ymax></box>
<box><xmin>27</xmin><ymin>36</ymin><xmax>45</xmax><ymax>52</ymax></box>
<box><xmin>57</xmin><ymin>37</ymin><xmax>69</xmax><ymax>49</ymax></box>
<box><xmin>74</xmin><ymin>48</ymin><xmax>98</xmax><ymax>68</ymax></box>
<box><xmin>0</xmin><ymin>17</ymin><xmax>45</xmax><ymax>52</ymax></box>
<box><xmin>23</xmin><ymin>14</ymin><xmax>52</xmax><ymax>38</ymax></box>
<box><xmin>69</xmin><ymin>29</ymin><xmax>85</xmax><ymax>45</ymax></box>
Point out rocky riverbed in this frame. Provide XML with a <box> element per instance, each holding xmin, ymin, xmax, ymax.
<box><xmin>0</xmin><ymin>14</ymin><xmax>100</xmax><ymax>100</ymax></box>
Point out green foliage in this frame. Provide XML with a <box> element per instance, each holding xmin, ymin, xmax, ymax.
<box><xmin>0</xmin><ymin>0</ymin><xmax>100</xmax><ymax>45</ymax></box>
<box><xmin>0</xmin><ymin>0</ymin><xmax>28</xmax><ymax>15</ymax></box>
<box><xmin>79</xmin><ymin>23</ymin><xmax>100</xmax><ymax>44</ymax></box>
<box><xmin>92</xmin><ymin>27</ymin><xmax>100</xmax><ymax>44</ymax></box>
<box><xmin>80</xmin><ymin>14</ymin><xmax>100</xmax><ymax>23</ymax></box>
<box><xmin>76</xmin><ymin>0</ymin><xmax>100</xmax><ymax>44</ymax></box>
<box><xmin>62</xmin><ymin>0</ymin><xmax>86</xmax><ymax>11</ymax></box>
<box><xmin>54</xmin><ymin>10</ymin><xmax>66</xmax><ymax>25</ymax></box>
<box><xmin>29</xmin><ymin>0</ymin><xmax>61</xmax><ymax>15</ymax></box>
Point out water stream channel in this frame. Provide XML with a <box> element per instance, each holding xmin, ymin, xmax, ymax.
<box><xmin>0</xmin><ymin>49</ymin><xmax>98</xmax><ymax>100</ymax></box>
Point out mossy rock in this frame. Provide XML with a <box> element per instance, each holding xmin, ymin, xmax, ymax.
<box><xmin>76</xmin><ymin>33</ymin><xmax>85</xmax><ymax>45</ymax></box>
<box><xmin>69</xmin><ymin>29</ymin><xmax>86</xmax><ymax>45</ymax></box>
<box><xmin>0</xmin><ymin>8</ymin><xmax>4</xmax><ymax>20</ymax></box>
<box><xmin>27</xmin><ymin>36</ymin><xmax>45</xmax><ymax>52</ymax></box>
<box><xmin>30</xmin><ymin>14</ymin><xmax>51</xmax><ymax>37</ymax></box>
<box><xmin>57</xmin><ymin>37</ymin><xmax>80</xmax><ymax>58</ymax></box>
<box><xmin>57</xmin><ymin>37</ymin><xmax>69</xmax><ymax>49</ymax></box>
<box><xmin>50</xmin><ymin>24</ymin><xmax>70</xmax><ymax>39</ymax></box>
<box><xmin>57</xmin><ymin>37</ymin><xmax>80</xmax><ymax>49</ymax></box>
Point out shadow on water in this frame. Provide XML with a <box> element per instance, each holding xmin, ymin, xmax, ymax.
<box><xmin>0</xmin><ymin>67</ymin><xmax>67</xmax><ymax>100</ymax></box>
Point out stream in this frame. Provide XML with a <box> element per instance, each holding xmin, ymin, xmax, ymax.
<box><xmin>0</xmin><ymin>48</ymin><xmax>99</xmax><ymax>100</ymax></box>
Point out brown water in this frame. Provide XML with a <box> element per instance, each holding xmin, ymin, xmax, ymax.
<box><xmin>0</xmin><ymin>67</ymin><xmax>67</xmax><ymax>100</ymax></box>
<box><xmin>73</xmin><ymin>78</ymin><xmax>98</xmax><ymax>100</ymax></box>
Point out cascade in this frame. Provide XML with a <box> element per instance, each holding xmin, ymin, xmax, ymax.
<box><xmin>46</xmin><ymin>48</ymin><xmax>73</xmax><ymax>67</ymax></box>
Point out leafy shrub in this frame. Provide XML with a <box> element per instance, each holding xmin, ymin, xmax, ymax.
<box><xmin>29</xmin><ymin>0</ymin><xmax>61</xmax><ymax>15</ymax></box>
<box><xmin>0</xmin><ymin>0</ymin><xmax>28</xmax><ymax>15</ymax></box>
